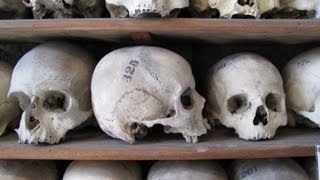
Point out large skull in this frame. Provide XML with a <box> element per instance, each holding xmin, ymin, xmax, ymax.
<box><xmin>280</xmin><ymin>0</ymin><xmax>320</xmax><ymax>19</ymax></box>
<box><xmin>63</xmin><ymin>161</ymin><xmax>142</xmax><ymax>180</ymax></box>
<box><xmin>0</xmin><ymin>0</ymin><xmax>29</xmax><ymax>19</ymax></box>
<box><xmin>0</xmin><ymin>62</ymin><xmax>19</xmax><ymax>136</ymax></box>
<box><xmin>23</xmin><ymin>0</ymin><xmax>105</xmax><ymax>19</ymax></box>
<box><xmin>283</xmin><ymin>48</ymin><xmax>320</xmax><ymax>127</ymax></box>
<box><xmin>8</xmin><ymin>42</ymin><xmax>95</xmax><ymax>144</ymax></box>
<box><xmin>91</xmin><ymin>46</ymin><xmax>210</xmax><ymax>143</ymax></box>
<box><xmin>191</xmin><ymin>0</ymin><xmax>280</xmax><ymax>18</ymax></box>
<box><xmin>206</xmin><ymin>53</ymin><xmax>287</xmax><ymax>140</ymax></box>
<box><xmin>147</xmin><ymin>161</ymin><xmax>228</xmax><ymax>180</ymax></box>
<box><xmin>106</xmin><ymin>0</ymin><xmax>189</xmax><ymax>18</ymax></box>
<box><xmin>230</xmin><ymin>158</ymin><xmax>309</xmax><ymax>180</ymax></box>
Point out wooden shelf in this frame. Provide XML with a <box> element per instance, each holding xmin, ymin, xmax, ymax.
<box><xmin>0</xmin><ymin>128</ymin><xmax>317</xmax><ymax>160</ymax></box>
<box><xmin>0</xmin><ymin>19</ymin><xmax>319</xmax><ymax>44</ymax></box>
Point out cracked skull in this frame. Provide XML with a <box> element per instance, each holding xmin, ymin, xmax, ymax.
<box><xmin>206</xmin><ymin>53</ymin><xmax>287</xmax><ymax>140</ymax></box>
<box><xmin>0</xmin><ymin>62</ymin><xmax>19</xmax><ymax>136</ymax></box>
<box><xmin>8</xmin><ymin>42</ymin><xmax>95</xmax><ymax>144</ymax></box>
<box><xmin>105</xmin><ymin>0</ymin><xmax>189</xmax><ymax>18</ymax></box>
<box><xmin>91</xmin><ymin>46</ymin><xmax>210</xmax><ymax>144</ymax></box>
<box><xmin>191</xmin><ymin>0</ymin><xmax>280</xmax><ymax>18</ymax></box>
<box><xmin>280</xmin><ymin>0</ymin><xmax>320</xmax><ymax>19</ymax></box>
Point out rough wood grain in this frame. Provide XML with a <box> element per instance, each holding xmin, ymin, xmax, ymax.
<box><xmin>0</xmin><ymin>19</ymin><xmax>319</xmax><ymax>44</ymax></box>
<box><xmin>0</xmin><ymin>128</ymin><xmax>317</xmax><ymax>160</ymax></box>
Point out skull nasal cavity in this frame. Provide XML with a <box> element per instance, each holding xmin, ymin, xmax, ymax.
<box><xmin>27</xmin><ymin>116</ymin><xmax>40</xmax><ymax>131</ymax></box>
<box><xmin>180</xmin><ymin>88</ymin><xmax>193</xmax><ymax>110</ymax></box>
<box><xmin>43</xmin><ymin>93</ymin><xmax>66</xmax><ymax>112</ymax></box>
<box><xmin>237</xmin><ymin>0</ymin><xmax>254</xmax><ymax>6</ymax></box>
<box><xmin>253</xmin><ymin>105</ymin><xmax>268</xmax><ymax>126</ymax></box>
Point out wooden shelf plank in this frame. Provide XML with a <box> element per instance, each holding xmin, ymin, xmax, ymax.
<box><xmin>0</xmin><ymin>128</ymin><xmax>317</xmax><ymax>160</ymax></box>
<box><xmin>0</xmin><ymin>19</ymin><xmax>319</xmax><ymax>44</ymax></box>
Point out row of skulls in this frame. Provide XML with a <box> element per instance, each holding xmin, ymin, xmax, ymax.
<box><xmin>1</xmin><ymin>0</ymin><xmax>319</xmax><ymax>19</ymax></box>
<box><xmin>0</xmin><ymin>158</ymin><xmax>313</xmax><ymax>180</ymax></box>
<box><xmin>1</xmin><ymin>41</ymin><xmax>320</xmax><ymax>144</ymax></box>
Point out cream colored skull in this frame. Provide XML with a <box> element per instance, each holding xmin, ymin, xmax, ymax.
<box><xmin>9</xmin><ymin>42</ymin><xmax>95</xmax><ymax>144</ymax></box>
<box><xmin>105</xmin><ymin>0</ymin><xmax>189</xmax><ymax>18</ymax></box>
<box><xmin>206</xmin><ymin>53</ymin><xmax>287</xmax><ymax>140</ymax></box>
<box><xmin>0</xmin><ymin>0</ymin><xmax>29</xmax><ymax>19</ymax></box>
<box><xmin>0</xmin><ymin>62</ymin><xmax>19</xmax><ymax>136</ymax></box>
<box><xmin>91</xmin><ymin>46</ymin><xmax>210</xmax><ymax>144</ymax></box>
<box><xmin>283</xmin><ymin>48</ymin><xmax>320</xmax><ymax>127</ymax></box>
<box><xmin>230</xmin><ymin>158</ymin><xmax>309</xmax><ymax>180</ymax></box>
<box><xmin>147</xmin><ymin>161</ymin><xmax>228</xmax><ymax>180</ymax></box>
<box><xmin>280</xmin><ymin>0</ymin><xmax>320</xmax><ymax>18</ymax></box>
<box><xmin>63</xmin><ymin>161</ymin><xmax>142</xmax><ymax>180</ymax></box>
<box><xmin>191</xmin><ymin>0</ymin><xmax>279</xmax><ymax>18</ymax></box>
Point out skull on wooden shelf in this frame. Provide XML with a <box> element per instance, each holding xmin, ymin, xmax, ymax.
<box><xmin>280</xmin><ymin>0</ymin><xmax>320</xmax><ymax>19</ymax></box>
<box><xmin>283</xmin><ymin>48</ymin><xmax>320</xmax><ymax>127</ymax></box>
<box><xmin>105</xmin><ymin>0</ymin><xmax>189</xmax><ymax>18</ymax></box>
<box><xmin>147</xmin><ymin>161</ymin><xmax>228</xmax><ymax>180</ymax></box>
<box><xmin>206</xmin><ymin>53</ymin><xmax>287</xmax><ymax>140</ymax></box>
<box><xmin>91</xmin><ymin>46</ymin><xmax>210</xmax><ymax>144</ymax></box>
<box><xmin>63</xmin><ymin>161</ymin><xmax>142</xmax><ymax>180</ymax></box>
<box><xmin>0</xmin><ymin>0</ymin><xmax>29</xmax><ymax>19</ymax></box>
<box><xmin>0</xmin><ymin>62</ymin><xmax>20</xmax><ymax>136</ymax></box>
<box><xmin>8</xmin><ymin>42</ymin><xmax>95</xmax><ymax>144</ymax></box>
<box><xmin>230</xmin><ymin>159</ymin><xmax>309</xmax><ymax>180</ymax></box>
<box><xmin>190</xmin><ymin>0</ymin><xmax>280</xmax><ymax>18</ymax></box>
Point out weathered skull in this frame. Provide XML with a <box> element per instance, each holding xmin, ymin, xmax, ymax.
<box><xmin>230</xmin><ymin>158</ymin><xmax>309</xmax><ymax>180</ymax></box>
<box><xmin>0</xmin><ymin>62</ymin><xmax>19</xmax><ymax>136</ymax></box>
<box><xmin>91</xmin><ymin>46</ymin><xmax>210</xmax><ymax>144</ymax></box>
<box><xmin>0</xmin><ymin>160</ymin><xmax>58</xmax><ymax>180</ymax></box>
<box><xmin>23</xmin><ymin>0</ymin><xmax>105</xmax><ymax>19</ymax></box>
<box><xmin>0</xmin><ymin>0</ymin><xmax>29</xmax><ymax>19</ymax></box>
<box><xmin>9</xmin><ymin>42</ymin><xmax>95</xmax><ymax>144</ymax></box>
<box><xmin>63</xmin><ymin>161</ymin><xmax>142</xmax><ymax>180</ymax></box>
<box><xmin>283</xmin><ymin>48</ymin><xmax>320</xmax><ymax>127</ymax></box>
<box><xmin>147</xmin><ymin>161</ymin><xmax>228</xmax><ymax>180</ymax></box>
<box><xmin>191</xmin><ymin>0</ymin><xmax>280</xmax><ymax>18</ymax></box>
<box><xmin>106</xmin><ymin>0</ymin><xmax>189</xmax><ymax>18</ymax></box>
<box><xmin>280</xmin><ymin>0</ymin><xmax>319</xmax><ymax>18</ymax></box>
<box><xmin>206</xmin><ymin>53</ymin><xmax>287</xmax><ymax>140</ymax></box>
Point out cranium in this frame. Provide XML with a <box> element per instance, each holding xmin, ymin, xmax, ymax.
<box><xmin>63</xmin><ymin>161</ymin><xmax>142</xmax><ymax>180</ymax></box>
<box><xmin>147</xmin><ymin>161</ymin><xmax>228</xmax><ymax>180</ymax></box>
<box><xmin>206</xmin><ymin>53</ymin><xmax>287</xmax><ymax>140</ymax></box>
<box><xmin>191</xmin><ymin>0</ymin><xmax>280</xmax><ymax>18</ymax></box>
<box><xmin>283</xmin><ymin>48</ymin><xmax>320</xmax><ymax>127</ymax></box>
<box><xmin>280</xmin><ymin>0</ymin><xmax>320</xmax><ymax>18</ymax></box>
<box><xmin>23</xmin><ymin>0</ymin><xmax>105</xmax><ymax>19</ymax></box>
<box><xmin>105</xmin><ymin>0</ymin><xmax>189</xmax><ymax>18</ymax></box>
<box><xmin>0</xmin><ymin>0</ymin><xmax>29</xmax><ymax>19</ymax></box>
<box><xmin>0</xmin><ymin>160</ymin><xmax>58</xmax><ymax>180</ymax></box>
<box><xmin>9</xmin><ymin>41</ymin><xmax>95</xmax><ymax>144</ymax></box>
<box><xmin>230</xmin><ymin>158</ymin><xmax>309</xmax><ymax>180</ymax></box>
<box><xmin>0</xmin><ymin>62</ymin><xmax>19</xmax><ymax>136</ymax></box>
<box><xmin>91</xmin><ymin>46</ymin><xmax>210</xmax><ymax>143</ymax></box>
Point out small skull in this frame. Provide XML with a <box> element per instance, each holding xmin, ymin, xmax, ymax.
<box><xmin>0</xmin><ymin>0</ymin><xmax>29</xmax><ymax>19</ymax></box>
<box><xmin>91</xmin><ymin>46</ymin><xmax>210</xmax><ymax>144</ymax></box>
<box><xmin>206</xmin><ymin>53</ymin><xmax>287</xmax><ymax>140</ymax></box>
<box><xmin>0</xmin><ymin>62</ymin><xmax>20</xmax><ymax>136</ymax></box>
<box><xmin>105</xmin><ymin>0</ymin><xmax>189</xmax><ymax>18</ymax></box>
<box><xmin>9</xmin><ymin>42</ymin><xmax>95</xmax><ymax>144</ymax></box>
<box><xmin>280</xmin><ymin>0</ymin><xmax>319</xmax><ymax>19</ymax></box>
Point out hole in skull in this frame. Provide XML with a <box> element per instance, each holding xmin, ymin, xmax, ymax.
<box><xmin>180</xmin><ymin>88</ymin><xmax>194</xmax><ymax>110</ymax></box>
<box><xmin>130</xmin><ymin>123</ymin><xmax>148</xmax><ymax>139</ymax></box>
<box><xmin>62</xmin><ymin>0</ymin><xmax>71</xmax><ymax>9</ymax></box>
<box><xmin>237</xmin><ymin>0</ymin><xmax>255</xmax><ymax>6</ymax></box>
<box><xmin>266</xmin><ymin>93</ymin><xmax>282</xmax><ymax>112</ymax></box>
<box><xmin>43</xmin><ymin>93</ymin><xmax>66</xmax><ymax>112</ymax></box>
<box><xmin>27</xmin><ymin>116</ymin><xmax>40</xmax><ymax>131</ymax></box>
<box><xmin>253</xmin><ymin>105</ymin><xmax>268</xmax><ymax>126</ymax></box>
<box><xmin>227</xmin><ymin>94</ymin><xmax>249</xmax><ymax>114</ymax></box>
<box><xmin>166</xmin><ymin>109</ymin><xmax>176</xmax><ymax>117</ymax></box>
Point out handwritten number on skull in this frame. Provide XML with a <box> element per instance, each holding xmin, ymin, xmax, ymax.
<box><xmin>122</xmin><ymin>75</ymin><xmax>132</xmax><ymax>83</ymax></box>
<box><xmin>129</xmin><ymin>60</ymin><xmax>139</xmax><ymax>67</ymax></box>
<box><xmin>122</xmin><ymin>60</ymin><xmax>139</xmax><ymax>83</ymax></box>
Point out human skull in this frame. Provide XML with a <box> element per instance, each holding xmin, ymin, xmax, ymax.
<box><xmin>280</xmin><ymin>0</ymin><xmax>320</xmax><ymax>18</ymax></box>
<box><xmin>91</xmin><ymin>46</ymin><xmax>210</xmax><ymax>144</ymax></box>
<box><xmin>191</xmin><ymin>0</ymin><xmax>280</xmax><ymax>18</ymax></box>
<box><xmin>8</xmin><ymin>42</ymin><xmax>95</xmax><ymax>144</ymax></box>
<box><xmin>105</xmin><ymin>0</ymin><xmax>189</xmax><ymax>18</ymax></box>
<box><xmin>63</xmin><ymin>161</ymin><xmax>142</xmax><ymax>180</ymax></box>
<box><xmin>147</xmin><ymin>161</ymin><xmax>228</xmax><ymax>180</ymax></box>
<box><xmin>206</xmin><ymin>53</ymin><xmax>287</xmax><ymax>140</ymax></box>
<box><xmin>282</xmin><ymin>48</ymin><xmax>320</xmax><ymax>127</ymax></box>
<box><xmin>0</xmin><ymin>160</ymin><xmax>58</xmax><ymax>180</ymax></box>
<box><xmin>0</xmin><ymin>0</ymin><xmax>29</xmax><ymax>19</ymax></box>
<box><xmin>0</xmin><ymin>62</ymin><xmax>20</xmax><ymax>136</ymax></box>
<box><xmin>23</xmin><ymin>0</ymin><xmax>105</xmax><ymax>19</ymax></box>
<box><xmin>229</xmin><ymin>158</ymin><xmax>309</xmax><ymax>180</ymax></box>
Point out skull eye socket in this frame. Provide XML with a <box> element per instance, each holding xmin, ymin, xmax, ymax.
<box><xmin>237</xmin><ymin>0</ymin><xmax>255</xmax><ymax>6</ymax></box>
<box><xmin>43</xmin><ymin>92</ymin><xmax>68</xmax><ymax>113</ymax></box>
<box><xmin>180</xmin><ymin>88</ymin><xmax>194</xmax><ymax>110</ymax></box>
<box><xmin>227</xmin><ymin>94</ymin><xmax>249</xmax><ymax>114</ymax></box>
<box><xmin>266</xmin><ymin>93</ymin><xmax>282</xmax><ymax>112</ymax></box>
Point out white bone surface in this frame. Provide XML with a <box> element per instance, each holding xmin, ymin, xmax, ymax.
<box><xmin>9</xmin><ymin>42</ymin><xmax>95</xmax><ymax>144</ymax></box>
<box><xmin>280</xmin><ymin>0</ymin><xmax>320</xmax><ymax>18</ymax></box>
<box><xmin>91</xmin><ymin>46</ymin><xmax>210</xmax><ymax>144</ymax></box>
<box><xmin>0</xmin><ymin>0</ymin><xmax>28</xmax><ymax>19</ymax></box>
<box><xmin>206</xmin><ymin>53</ymin><xmax>287</xmax><ymax>140</ymax></box>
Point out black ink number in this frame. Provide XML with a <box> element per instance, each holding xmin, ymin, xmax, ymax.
<box><xmin>240</xmin><ymin>166</ymin><xmax>258</xmax><ymax>179</ymax></box>
<box><xmin>122</xmin><ymin>60</ymin><xmax>139</xmax><ymax>83</ymax></box>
